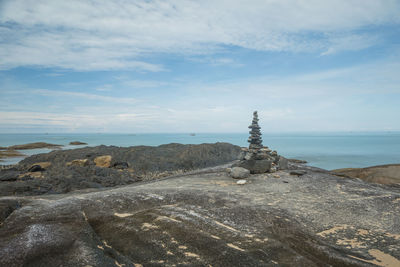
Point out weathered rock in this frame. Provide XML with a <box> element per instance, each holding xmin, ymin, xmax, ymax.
<box><xmin>66</xmin><ymin>159</ymin><xmax>89</xmax><ymax>167</ymax></box>
<box><xmin>0</xmin><ymin>170</ymin><xmax>19</xmax><ymax>181</ymax></box>
<box><xmin>69</xmin><ymin>141</ymin><xmax>88</xmax><ymax>145</ymax></box>
<box><xmin>19</xmin><ymin>171</ymin><xmax>44</xmax><ymax>179</ymax></box>
<box><xmin>254</xmin><ymin>152</ymin><xmax>271</xmax><ymax>160</ymax></box>
<box><xmin>290</xmin><ymin>170</ymin><xmax>307</xmax><ymax>176</ymax></box>
<box><xmin>112</xmin><ymin>161</ymin><xmax>129</xmax><ymax>169</ymax></box>
<box><xmin>230</xmin><ymin>167</ymin><xmax>250</xmax><ymax>179</ymax></box>
<box><xmin>260</xmin><ymin>147</ymin><xmax>272</xmax><ymax>153</ymax></box>
<box><xmin>332</xmin><ymin>164</ymin><xmax>400</xmax><ymax>184</ymax></box>
<box><xmin>0</xmin><ymin>199</ymin><xmax>21</xmax><ymax>224</ymax></box>
<box><xmin>0</xmin><ymin>166</ymin><xmax>398</xmax><ymax>266</ymax></box>
<box><xmin>236</xmin><ymin>159</ymin><xmax>272</xmax><ymax>174</ymax></box>
<box><xmin>94</xmin><ymin>155</ymin><xmax>112</xmax><ymax>168</ymax></box>
<box><xmin>244</xmin><ymin>152</ymin><xmax>253</xmax><ymax>160</ymax></box>
<box><xmin>27</xmin><ymin>165</ymin><xmax>44</xmax><ymax>172</ymax></box>
<box><xmin>278</xmin><ymin>156</ymin><xmax>289</xmax><ymax>170</ymax></box>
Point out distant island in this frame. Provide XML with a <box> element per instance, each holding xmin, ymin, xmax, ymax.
<box><xmin>69</xmin><ymin>141</ymin><xmax>88</xmax><ymax>145</ymax></box>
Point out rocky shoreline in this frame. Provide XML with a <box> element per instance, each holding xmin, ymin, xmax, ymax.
<box><xmin>0</xmin><ymin>141</ymin><xmax>89</xmax><ymax>163</ymax></box>
<box><xmin>0</xmin><ymin>142</ymin><xmax>399</xmax><ymax>266</ymax></box>
<box><xmin>0</xmin><ymin>159</ymin><xmax>399</xmax><ymax>266</ymax></box>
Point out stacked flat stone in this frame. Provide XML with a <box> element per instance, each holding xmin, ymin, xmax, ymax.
<box><xmin>232</xmin><ymin>111</ymin><xmax>289</xmax><ymax>174</ymax></box>
<box><xmin>248</xmin><ymin>111</ymin><xmax>263</xmax><ymax>151</ymax></box>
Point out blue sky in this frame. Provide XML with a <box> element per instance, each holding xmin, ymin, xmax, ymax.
<box><xmin>0</xmin><ymin>0</ymin><xmax>399</xmax><ymax>133</ymax></box>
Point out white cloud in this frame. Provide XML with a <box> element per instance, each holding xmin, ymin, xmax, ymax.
<box><xmin>321</xmin><ymin>34</ymin><xmax>379</xmax><ymax>55</ymax></box>
<box><xmin>33</xmin><ymin>89</ymin><xmax>139</xmax><ymax>104</ymax></box>
<box><xmin>0</xmin><ymin>0</ymin><xmax>399</xmax><ymax>70</ymax></box>
<box><xmin>121</xmin><ymin>80</ymin><xmax>170</xmax><ymax>88</ymax></box>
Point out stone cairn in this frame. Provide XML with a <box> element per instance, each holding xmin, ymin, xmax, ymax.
<box><xmin>248</xmin><ymin>111</ymin><xmax>263</xmax><ymax>151</ymax></box>
<box><xmin>232</xmin><ymin>111</ymin><xmax>288</xmax><ymax>175</ymax></box>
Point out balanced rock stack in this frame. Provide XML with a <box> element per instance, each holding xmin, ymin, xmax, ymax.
<box><xmin>233</xmin><ymin>111</ymin><xmax>288</xmax><ymax>174</ymax></box>
<box><xmin>248</xmin><ymin>111</ymin><xmax>263</xmax><ymax>150</ymax></box>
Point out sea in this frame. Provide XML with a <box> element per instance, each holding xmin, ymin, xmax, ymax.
<box><xmin>1</xmin><ymin>132</ymin><xmax>400</xmax><ymax>170</ymax></box>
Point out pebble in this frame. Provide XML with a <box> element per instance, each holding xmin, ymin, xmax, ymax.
<box><xmin>236</xmin><ymin>179</ymin><xmax>247</xmax><ymax>185</ymax></box>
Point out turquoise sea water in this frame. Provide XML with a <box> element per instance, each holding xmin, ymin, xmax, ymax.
<box><xmin>1</xmin><ymin>132</ymin><xmax>400</xmax><ymax>170</ymax></box>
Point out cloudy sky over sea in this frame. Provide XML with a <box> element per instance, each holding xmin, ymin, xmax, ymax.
<box><xmin>0</xmin><ymin>0</ymin><xmax>399</xmax><ymax>133</ymax></box>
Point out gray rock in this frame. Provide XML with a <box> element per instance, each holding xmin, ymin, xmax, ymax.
<box><xmin>254</xmin><ymin>152</ymin><xmax>271</xmax><ymax>160</ymax></box>
<box><xmin>244</xmin><ymin>152</ymin><xmax>253</xmax><ymax>160</ymax></box>
<box><xmin>236</xmin><ymin>159</ymin><xmax>272</xmax><ymax>174</ymax></box>
<box><xmin>0</xmin><ymin>199</ymin><xmax>21</xmax><ymax>224</ymax></box>
<box><xmin>230</xmin><ymin>167</ymin><xmax>250</xmax><ymax>179</ymax></box>
<box><xmin>0</xmin><ymin>170</ymin><xmax>19</xmax><ymax>182</ymax></box>
<box><xmin>278</xmin><ymin>156</ymin><xmax>289</xmax><ymax>170</ymax></box>
<box><xmin>236</xmin><ymin>179</ymin><xmax>247</xmax><ymax>185</ymax></box>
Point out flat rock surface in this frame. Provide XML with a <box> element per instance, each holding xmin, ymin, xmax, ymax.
<box><xmin>0</xmin><ymin>163</ymin><xmax>399</xmax><ymax>266</ymax></box>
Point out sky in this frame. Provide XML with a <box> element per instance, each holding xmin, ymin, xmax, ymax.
<box><xmin>0</xmin><ymin>0</ymin><xmax>399</xmax><ymax>133</ymax></box>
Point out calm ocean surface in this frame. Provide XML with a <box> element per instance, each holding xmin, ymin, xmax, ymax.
<box><xmin>1</xmin><ymin>132</ymin><xmax>400</xmax><ymax>170</ymax></box>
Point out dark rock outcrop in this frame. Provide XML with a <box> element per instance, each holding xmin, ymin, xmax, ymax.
<box><xmin>0</xmin><ymin>163</ymin><xmax>398</xmax><ymax>266</ymax></box>
<box><xmin>0</xmin><ymin>143</ymin><xmax>242</xmax><ymax>196</ymax></box>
